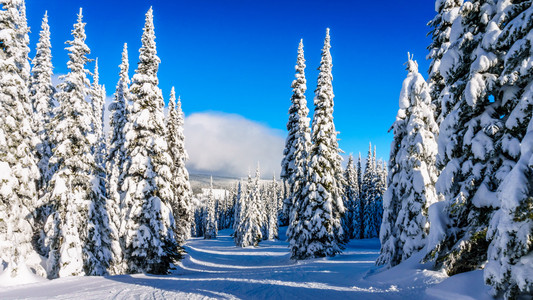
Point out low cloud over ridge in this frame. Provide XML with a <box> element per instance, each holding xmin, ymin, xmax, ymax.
<box><xmin>184</xmin><ymin>112</ymin><xmax>284</xmax><ymax>178</ymax></box>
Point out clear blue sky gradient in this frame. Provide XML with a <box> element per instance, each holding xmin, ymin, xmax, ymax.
<box><xmin>26</xmin><ymin>0</ymin><xmax>436</xmax><ymax>161</ymax></box>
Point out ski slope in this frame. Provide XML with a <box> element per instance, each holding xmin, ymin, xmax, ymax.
<box><xmin>0</xmin><ymin>228</ymin><xmax>490</xmax><ymax>299</ymax></box>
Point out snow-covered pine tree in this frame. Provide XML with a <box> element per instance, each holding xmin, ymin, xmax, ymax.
<box><xmin>265</xmin><ymin>176</ymin><xmax>279</xmax><ymax>240</ymax></box>
<box><xmin>91</xmin><ymin>58</ymin><xmax>106</xmax><ymax>168</ymax></box>
<box><xmin>377</xmin><ymin>55</ymin><xmax>439</xmax><ymax>268</ymax></box>
<box><xmin>0</xmin><ymin>0</ymin><xmax>44</xmax><ymax>278</ymax></box>
<box><xmin>372</xmin><ymin>159</ymin><xmax>387</xmax><ymax>238</ymax></box>
<box><xmin>362</xmin><ymin>144</ymin><xmax>376</xmax><ymax>239</ymax></box>
<box><xmin>426</xmin><ymin>0</ymin><xmax>506</xmax><ymax>275</ymax></box>
<box><xmin>232</xmin><ymin>180</ymin><xmax>244</xmax><ymax>234</ymax></box>
<box><xmin>203</xmin><ymin>177</ymin><xmax>218</xmax><ymax>239</ymax></box>
<box><xmin>485</xmin><ymin>109</ymin><xmax>533</xmax><ymax>300</ymax></box>
<box><xmin>484</xmin><ymin>2</ymin><xmax>533</xmax><ymax>299</ymax></box>
<box><xmin>30</xmin><ymin>11</ymin><xmax>55</xmax><ymax>197</ymax></box>
<box><xmin>166</xmin><ymin>88</ymin><xmax>193</xmax><ymax>245</ymax></box>
<box><xmin>342</xmin><ymin>155</ymin><xmax>359</xmax><ymax>241</ymax></box>
<box><xmin>235</xmin><ymin>171</ymin><xmax>263</xmax><ymax>247</ymax></box>
<box><xmin>427</xmin><ymin>0</ymin><xmax>464</xmax><ymax>124</ymax></box>
<box><xmin>354</xmin><ymin>153</ymin><xmax>364</xmax><ymax>239</ymax></box>
<box><xmin>281</xmin><ymin>39</ymin><xmax>311</xmax><ymax>228</ymax></box>
<box><xmin>105</xmin><ymin>43</ymin><xmax>130</xmax><ymax>275</ymax></box>
<box><xmin>292</xmin><ymin>29</ymin><xmax>345</xmax><ymax>259</ymax></box>
<box><xmin>45</xmin><ymin>8</ymin><xmax>111</xmax><ymax>278</ymax></box>
<box><xmin>121</xmin><ymin>7</ymin><xmax>180</xmax><ymax>274</ymax></box>
<box><xmin>28</xmin><ymin>11</ymin><xmax>56</xmax><ymax>260</ymax></box>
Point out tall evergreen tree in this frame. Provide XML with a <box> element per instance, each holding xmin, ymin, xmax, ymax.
<box><xmin>342</xmin><ymin>155</ymin><xmax>359</xmax><ymax>241</ymax></box>
<box><xmin>166</xmin><ymin>87</ymin><xmax>193</xmax><ymax>246</ymax></box>
<box><xmin>426</xmin><ymin>0</ymin><xmax>506</xmax><ymax>275</ymax></box>
<box><xmin>106</xmin><ymin>43</ymin><xmax>130</xmax><ymax>275</ymax></box>
<box><xmin>203</xmin><ymin>177</ymin><xmax>218</xmax><ymax>239</ymax></box>
<box><xmin>281</xmin><ymin>39</ymin><xmax>311</xmax><ymax>228</ymax></box>
<box><xmin>377</xmin><ymin>56</ymin><xmax>439</xmax><ymax>268</ymax></box>
<box><xmin>45</xmin><ymin>8</ymin><xmax>110</xmax><ymax>278</ymax></box>
<box><xmin>292</xmin><ymin>29</ymin><xmax>345</xmax><ymax>259</ymax></box>
<box><xmin>235</xmin><ymin>171</ymin><xmax>263</xmax><ymax>247</ymax></box>
<box><xmin>427</xmin><ymin>0</ymin><xmax>464</xmax><ymax>124</ymax></box>
<box><xmin>484</xmin><ymin>2</ymin><xmax>533</xmax><ymax>299</ymax></box>
<box><xmin>265</xmin><ymin>176</ymin><xmax>279</xmax><ymax>240</ymax></box>
<box><xmin>485</xmin><ymin>101</ymin><xmax>533</xmax><ymax>300</ymax></box>
<box><xmin>91</xmin><ymin>58</ymin><xmax>106</xmax><ymax>168</ymax></box>
<box><xmin>29</xmin><ymin>11</ymin><xmax>55</xmax><ymax>260</ymax></box>
<box><xmin>30</xmin><ymin>11</ymin><xmax>55</xmax><ymax>196</ymax></box>
<box><xmin>0</xmin><ymin>0</ymin><xmax>44</xmax><ymax>278</ymax></box>
<box><xmin>121</xmin><ymin>7</ymin><xmax>180</xmax><ymax>274</ymax></box>
<box><xmin>362</xmin><ymin>144</ymin><xmax>376</xmax><ymax>238</ymax></box>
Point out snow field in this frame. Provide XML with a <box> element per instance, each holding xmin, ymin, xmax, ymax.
<box><xmin>0</xmin><ymin>227</ymin><xmax>489</xmax><ymax>300</ymax></box>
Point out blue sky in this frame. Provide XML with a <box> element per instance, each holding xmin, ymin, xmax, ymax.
<box><xmin>26</xmin><ymin>0</ymin><xmax>436</xmax><ymax>176</ymax></box>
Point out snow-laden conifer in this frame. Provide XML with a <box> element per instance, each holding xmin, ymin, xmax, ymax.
<box><xmin>232</xmin><ymin>181</ymin><xmax>244</xmax><ymax>234</ymax></box>
<box><xmin>485</xmin><ymin>111</ymin><xmax>533</xmax><ymax>300</ymax></box>
<box><xmin>203</xmin><ymin>178</ymin><xmax>218</xmax><ymax>239</ymax></box>
<box><xmin>45</xmin><ymin>8</ymin><xmax>111</xmax><ymax>278</ymax></box>
<box><xmin>0</xmin><ymin>0</ymin><xmax>44</xmax><ymax>278</ymax></box>
<box><xmin>484</xmin><ymin>2</ymin><xmax>533</xmax><ymax>298</ymax></box>
<box><xmin>30</xmin><ymin>11</ymin><xmax>55</xmax><ymax>196</ymax></box>
<box><xmin>426</xmin><ymin>1</ymin><xmax>506</xmax><ymax>275</ymax></box>
<box><xmin>427</xmin><ymin>0</ymin><xmax>464</xmax><ymax>123</ymax></box>
<box><xmin>105</xmin><ymin>43</ymin><xmax>130</xmax><ymax>275</ymax></box>
<box><xmin>264</xmin><ymin>176</ymin><xmax>279</xmax><ymax>240</ymax></box>
<box><xmin>293</xmin><ymin>29</ymin><xmax>345</xmax><ymax>259</ymax></box>
<box><xmin>166</xmin><ymin>88</ymin><xmax>193</xmax><ymax>245</ymax></box>
<box><xmin>342</xmin><ymin>155</ymin><xmax>359</xmax><ymax>241</ymax></box>
<box><xmin>91</xmin><ymin>58</ymin><xmax>106</xmax><ymax>168</ymax></box>
<box><xmin>235</xmin><ymin>171</ymin><xmax>263</xmax><ymax>247</ymax></box>
<box><xmin>362</xmin><ymin>144</ymin><xmax>376</xmax><ymax>239</ymax></box>
<box><xmin>121</xmin><ymin>7</ymin><xmax>180</xmax><ymax>274</ymax></box>
<box><xmin>377</xmin><ymin>56</ymin><xmax>438</xmax><ymax>268</ymax></box>
<box><xmin>281</xmin><ymin>39</ymin><xmax>311</xmax><ymax>228</ymax></box>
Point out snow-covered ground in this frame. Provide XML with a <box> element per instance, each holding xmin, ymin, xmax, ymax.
<box><xmin>0</xmin><ymin>227</ymin><xmax>490</xmax><ymax>299</ymax></box>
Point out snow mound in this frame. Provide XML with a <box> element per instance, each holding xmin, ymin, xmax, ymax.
<box><xmin>0</xmin><ymin>264</ymin><xmax>48</xmax><ymax>287</ymax></box>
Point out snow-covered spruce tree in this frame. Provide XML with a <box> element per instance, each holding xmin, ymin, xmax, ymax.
<box><xmin>362</xmin><ymin>144</ymin><xmax>376</xmax><ymax>239</ymax></box>
<box><xmin>28</xmin><ymin>11</ymin><xmax>56</xmax><ymax>260</ymax></box>
<box><xmin>166</xmin><ymin>87</ymin><xmax>193</xmax><ymax>245</ymax></box>
<box><xmin>30</xmin><ymin>11</ymin><xmax>55</xmax><ymax>197</ymax></box>
<box><xmin>91</xmin><ymin>58</ymin><xmax>106</xmax><ymax>168</ymax></box>
<box><xmin>265</xmin><ymin>176</ymin><xmax>279</xmax><ymax>240</ymax></box>
<box><xmin>45</xmin><ymin>8</ymin><xmax>111</xmax><ymax>278</ymax></box>
<box><xmin>235</xmin><ymin>171</ymin><xmax>263</xmax><ymax>247</ymax></box>
<box><xmin>121</xmin><ymin>7</ymin><xmax>180</xmax><ymax>274</ymax></box>
<box><xmin>232</xmin><ymin>180</ymin><xmax>244</xmax><ymax>234</ymax></box>
<box><xmin>0</xmin><ymin>0</ymin><xmax>44</xmax><ymax>278</ymax></box>
<box><xmin>373</xmin><ymin>159</ymin><xmax>387</xmax><ymax>237</ymax></box>
<box><xmin>203</xmin><ymin>178</ymin><xmax>218</xmax><ymax>239</ymax></box>
<box><xmin>427</xmin><ymin>0</ymin><xmax>464</xmax><ymax>124</ymax></box>
<box><xmin>377</xmin><ymin>56</ymin><xmax>439</xmax><ymax>268</ymax></box>
<box><xmin>485</xmin><ymin>110</ymin><xmax>533</xmax><ymax>300</ymax></box>
<box><xmin>105</xmin><ymin>43</ymin><xmax>130</xmax><ymax>275</ymax></box>
<box><xmin>342</xmin><ymin>155</ymin><xmax>359</xmax><ymax>241</ymax></box>
<box><xmin>353</xmin><ymin>153</ymin><xmax>364</xmax><ymax>239</ymax></box>
<box><xmin>484</xmin><ymin>2</ymin><xmax>533</xmax><ymax>299</ymax></box>
<box><xmin>425</xmin><ymin>1</ymin><xmax>507</xmax><ymax>275</ymax></box>
<box><xmin>292</xmin><ymin>29</ymin><xmax>345</xmax><ymax>259</ymax></box>
<box><xmin>281</xmin><ymin>39</ymin><xmax>311</xmax><ymax>228</ymax></box>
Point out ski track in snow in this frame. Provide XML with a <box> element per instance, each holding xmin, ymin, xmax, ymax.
<box><xmin>0</xmin><ymin>227</ymin><xmax>480</xmax><ymax>299</ymax></box>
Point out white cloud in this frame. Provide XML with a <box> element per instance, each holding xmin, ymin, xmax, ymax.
<box><xmin>184</xmin><ymin>112</ymin><xmax>284</xmax><ymax>178</ymax></box>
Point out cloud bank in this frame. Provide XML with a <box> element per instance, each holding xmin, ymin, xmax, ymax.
<box><xmin>184</xmin><ymin>112</ymin><xmax>284</xmax><ymax>178</ymax></box>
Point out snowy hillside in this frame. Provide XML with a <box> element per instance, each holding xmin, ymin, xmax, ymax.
<box><xmin>0</xmin><ymin>228</ymin><xmax>490</xmax><ymax>300</ymax></box>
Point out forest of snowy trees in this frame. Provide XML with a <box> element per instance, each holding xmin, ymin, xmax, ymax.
<box><xmin>0</xmin><ymin>0</ymin><xmax>532</xmax><ymax>299</ymax></box>
<box><xmin>376</xmin><ymin>1</ymin><xmax>533</xmax><ymax>299</ymax></box>
<box><xmin>0</xmin><ymin>0</ymin><xmax>388</xmax><ymax>280</ymax></box>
